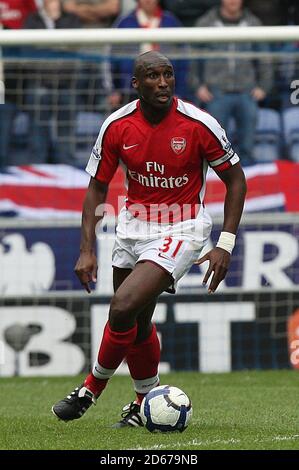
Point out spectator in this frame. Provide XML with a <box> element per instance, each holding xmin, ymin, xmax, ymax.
<box><xmin>0</xmin><ymin>1</ymin><xmax>38</xmax><ymax>169</ymax></box>
<box><xmin>0</xmin><ymin>106</ymin><xmax>15</xmax><ymax>169</ymax></box>
<box><xmin>243</xmin><ymin>1</ymin><xmax>299</xmax><ymax>26</ymax></box>
<box><xmin>0</xmin><ymin>0</ymin><xmax>37</xmax><ymax>29</ymax></box>
<box><xmin>245</xmin><ymin>2</ymin><xmax>299</xmax><ymax>111</ymax></box>
<box><xmin>0</xmin><ymin>78</ymin><xmax>16</xmax><ymax>170</ymax></box>
<box><xmin>0</xmin><ymin>35</ymin><xmax>3</xmax><ymax>103</ymax></box>
<box><xmin>194</xmin><ymin>0</ymin><xmax>272</xmax><ymax>166</ymax></box>
<box><xmin>160</xmin><ymin>0</ymin><xmax>220</xmax><ymax>27</ymax></box>
<box><xmin>0</xmin><ymin>22</ymin><xmax>16</xmax><ymax>170</ymax></box>
<box><xmin>288</xmin><ymin>0</ymin><xmax>299</xmax><ymax>25</ymax></box>
<box><xmin>108</xmin><ymin>0</ymin><xmax>189</xmax><ymax>110</ymax></box>
<box><xmin>62</xmin><ymin>0</ymin><xmax>119</xmax><ymax>27</ymax></box>
<box><xmin>60</xmin><ymin>2</ymin><xmax>120</xmax><ymax>115</ymax></box>
<box><xmin>23</xmin><ymin>0</ymin><xmax>82</xmax><ymax>163</ymax></box>
<box><xmin>24</xmin><ymin>0</ymin><xmax>81</xmax><ymax>28</ymax></box>
<box><xmin>120</xmin><ymin>0</ymin><xmax>135</xmax><ymax>16</ymax></box>
<box><xmin>244</xmin><ymin>1</ymin><xmax>286</xmax><ymax>26</ymax></box>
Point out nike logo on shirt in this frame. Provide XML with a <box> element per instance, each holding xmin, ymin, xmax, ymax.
<box><xmin>123</xmin><ymin>143</ymin><xmax>139</xmax><ymax>150</ymax></box>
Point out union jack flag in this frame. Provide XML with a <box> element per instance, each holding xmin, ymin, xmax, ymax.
<box><xmin>0</xmin><ymin>162</ymin><xmax>298</xmax><ymax>219</ymax></box>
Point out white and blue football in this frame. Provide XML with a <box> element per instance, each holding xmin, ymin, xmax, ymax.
<box><xmin>140</xmin><ymin>385</ymin><xmax>192</xmax><ymax>433</ymax></box>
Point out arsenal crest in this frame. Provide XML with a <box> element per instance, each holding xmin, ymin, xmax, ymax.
<box><xmin>171</xmin><ymin>137</ymin><xmax>186</xmax><ymax>155</ymax></box>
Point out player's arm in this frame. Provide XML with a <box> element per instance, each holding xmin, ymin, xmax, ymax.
<box><xmin>195</xmin><ymin>163</ymin><xmax>247</xmax><ymax>293</ymax></box>
<box><xmin>216</xmin><ymin>162</ymin><xmax>247</xmax><ymax>235</ymax></box>
<box><xmin>76</xmin><ymin>119</ymin><xmax>119</xmax><ymax>292</ymax></box>
<box><xmin>75</xmin><ymin>177</ymin><xmax>108</xmax><ymax>293</ymax></box>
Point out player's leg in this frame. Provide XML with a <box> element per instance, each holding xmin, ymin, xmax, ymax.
<box><xmin>52</xmin><ymin>263</ymin><xmax>172</xmax><ymax>421</ymax></box>
<box><xmin>126</xmin><ymin>301</ymin><xmax>160</xmax><ymax>400</ymax></box>
<box><xmin>101</xmin><ymin>267</ymin><xmax>160</xmax><ymax>428</ymax></box>
<box><xmin>114</xmin><ymin>266</ymin><xmax>157</xmax><ymax>341</ymax></box>
<box><xmin>85</xmin><ymin>262</ymin><xmax>171</xmax><ymax>395</ymax></box>
<box><xmin>111</xmin><ymin>234</ymin><xmax>209</xmax><ymax>428</ymax></box>
<box><xmin>83</xmin><ymin>267</ymin><xmax>133</xmax><ymax>396</ymax></box>
<box><xmin>51</xmin><ymin>268</ymin><xmax>132</xmax><ymax>422</ymax></box>
<box><xmin>113</xmin><ymin>266</ymin><xmax>133</xmax><ymax>292</ymax></box>
<box><xmin>113</xmin><ymin>297</ymin><xmax>161</xmax><ymax>428</ymax></box>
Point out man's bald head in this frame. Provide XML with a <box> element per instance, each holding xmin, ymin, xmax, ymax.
<box><xmin>133</xmin><ymin>51</ymin><xmax>173</xmax><ymax>79</ymax></box>
<box><xmin>131</xmin><ymin>50</ymin><xmax>175</xmax><ymax>112</ymax></box>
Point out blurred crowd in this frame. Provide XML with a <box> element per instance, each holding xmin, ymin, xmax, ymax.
<box><xmin>1</xmin><ymin>0</ymin><xmax>299</xmax><ymax>168</ymax></box>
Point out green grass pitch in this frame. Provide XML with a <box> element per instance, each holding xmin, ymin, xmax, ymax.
<box><xmin>1</xmin><ymin>370</ymin><xmax>299</xmax><ymax>450</ymax></box>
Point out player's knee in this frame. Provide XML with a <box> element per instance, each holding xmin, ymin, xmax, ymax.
<box><xmin>109</xmin><ymin>293</ymin><xmax>136</xmax><ymax>330</ymax></box>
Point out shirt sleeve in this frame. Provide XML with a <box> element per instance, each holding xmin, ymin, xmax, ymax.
<box><xmin>200</xmin><ymin>119</ymin><xmax>240</xmax><ymax>172</ymax></box>
<box><xmin>85</xmin><ymin>124</ymin><xmax>119</xmax><ymax>184</ymax></box>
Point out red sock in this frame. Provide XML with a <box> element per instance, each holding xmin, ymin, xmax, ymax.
<box><xmin>84</xmin><ymin>372</ymin><xmax>107</xmax><ymax>397</ymax></box>
<box><xmin>126</xmin><ymin>324</ymin><xmax>160</xmax><ymax>405</ymax></box>
<box><xmin>84</xmin><ymin>322</ymin><xmax>137</xmax><ymax>397</ymax></box>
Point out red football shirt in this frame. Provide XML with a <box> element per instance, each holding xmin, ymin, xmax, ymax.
<box><xmin>0</xmin><ymin>0</ymin><xmax>37</xmax><ymax>29</ymax></box>
<box><xmin>86</xmin><ymin>97</ymin><xmax>239</xmax><ymax>222</ymax></box>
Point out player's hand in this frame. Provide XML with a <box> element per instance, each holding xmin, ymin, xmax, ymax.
<box><xmin>194</xmin><ymin>247</ymin><xmax>231</xmax><ymax>293</ymax></box>
<box><xmin>74</xmin><ymin>251</ymin><xmax>98</xmax><ymax>294</ymax></box>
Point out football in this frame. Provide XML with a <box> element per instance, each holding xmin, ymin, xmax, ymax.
<box><xmin>140</xmin><ymin>385</ymin><xmax>192</xmax><ymax>433</ymax></box>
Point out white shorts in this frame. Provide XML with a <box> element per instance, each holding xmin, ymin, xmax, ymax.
<box><xmin>112</xmin><ymin>206</ymin><xmax>212</xmax><ymax>293</ymax></box>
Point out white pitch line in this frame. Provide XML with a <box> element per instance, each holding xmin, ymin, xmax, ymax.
<box><xmin>127</xmin><ymin>434</ymin><xmax>299</xmax><ymax>451</ymax></box>
<box><xmin>270</xmin><ymin>434</ymin><xmax>299</xmax><ymax>442</ymax></box>
<box><xmin>127</xmin><ymin>438</ymin><xmax>241</xmax><ymax>451</ymax></box>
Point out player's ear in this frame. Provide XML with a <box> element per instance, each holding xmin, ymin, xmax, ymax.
<box><xmin>131</xmin><ymin>76</ymin><xmax>138</xmax><ymax>90</ymax></box>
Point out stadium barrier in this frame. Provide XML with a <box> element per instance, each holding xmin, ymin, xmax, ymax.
<box><xmin>1</xmin><ymin>26</ymin><xmax>299</xmax><ymax>164</ymax></box>
<box><xmin>1</xmin><ymin>291</ymin><xmax>299</xmax><ymax>377</ymax></box>
<box><xmin>1</xmin><ymin>26</ymin><xmax>299</xmax><ymax>46</ymax></box>
<box><xmin>0</xmin><ymin>215</ymin><xmax>298</xmax><ymax>377</ymax></box>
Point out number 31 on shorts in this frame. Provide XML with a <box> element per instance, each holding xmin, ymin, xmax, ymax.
<box><xmin>159</xmin><ymin>237</ymin><xmax>183</xmax><ymax>258</ymax></box>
